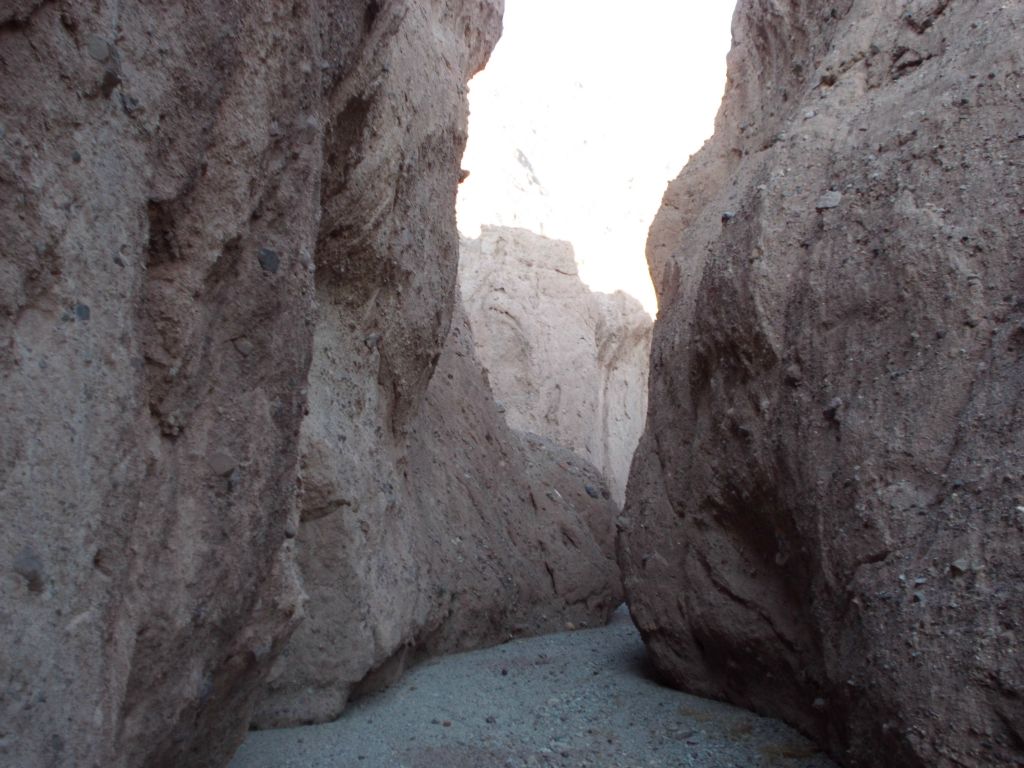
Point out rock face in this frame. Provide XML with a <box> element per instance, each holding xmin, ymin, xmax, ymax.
<box><xmin>253</xmin><ymin>301</ymin><xmax>621</xmax><ymax>727</ymax></box>
<box><xmin>460</xmin><ymin>226</ymin><xmax>652</xmax><ymax>503</ymax></box>
<box><xmin>0</xmin><ymin>1</ymin><xmax>518</xmax><ymax>766</ymax></box>
<box><xmin>621</xmin><ymin>2</ymin><xmax>1024</xmax><ymax>767</ymax></box>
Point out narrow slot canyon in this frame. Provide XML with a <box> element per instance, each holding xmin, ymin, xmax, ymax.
<box><xmin>1</xmin><ymin>2</ymin><xmax>1022</xmax><ymax>768</ymax></box>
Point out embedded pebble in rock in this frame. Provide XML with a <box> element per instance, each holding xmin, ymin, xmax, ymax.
<box><xmin>814</xmin><ymin>190</ymin><xmax>842</xmax><ymax>210</ymax></box>
<box><xmin>233</xmin><ymin>338</ymin><xmax>255</xmax><ymax>357</ymax></box>
<box><xmin>822</xmin><ymin>397</ymin><xmax>843</xmax><ymax>422</ymax></box>
<box><xmin>208</xmin><ymin>450</ymin><xmax>237</xmax><ymax>477</ymax></box>
<box><xmin>257</xmin><ymin>248</ymin><xmax>280</xmax><ymax>274</ymax></box>
<box><xmin>230</xmin><ymin>608</ymin><xmax>837</xmax><ymax>768</ymax></box>
<box><xmin>85</xmin><ymin>35</ymin><xmax>110</xmax><ymax>62</ymax></box>
<box><xmin>13</xmin><ymin>549</ymin><xmax>45</xmax><ymax>594</ymax></box>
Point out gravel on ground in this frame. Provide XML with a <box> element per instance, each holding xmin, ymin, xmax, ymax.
<box><xmin>230</xmin><ymin>607</ymin><xmax>838</xmax><ymax>768</ymax></box>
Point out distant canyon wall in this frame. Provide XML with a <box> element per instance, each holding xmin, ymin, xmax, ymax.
<box><xmin>1</xmin><ymin>2</ymin><xmax>622</xmax><ymax>766</ymax></box>
<box><xmin>620</xmin><ymin>1</ymin><xmax>1024</xmax><ymax>767</ymax></box>
<box><xmin>460</xmin><ymin>226</ymin><xmax>652</xmax><ymax>504</ymax></box>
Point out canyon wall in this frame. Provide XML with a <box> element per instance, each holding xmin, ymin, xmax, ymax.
<box><xmin>2</xmin><ymin>3</ymin><xmax>326</xmax><ymax>765</ymax></box>
<box><xmin>620</xmin><ymin>1</ymin><xmax>1024</xmax><ymax>767</ymax></box>
<box><xmin>253</xmin><ymin>300</ymin><xmax>621</xmax><ymax>727</ymax></box>
<box><xmin>460</xmin><ymin>226</ymin><xmax>652</xmax><ymax>503</ymax></box>
<box><xmin>2</xmin><ymin>1</ymin><xmax>618</xmax><ymax>766</ymax></box>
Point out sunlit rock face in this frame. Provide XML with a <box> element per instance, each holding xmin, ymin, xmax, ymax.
<box><xmin>460</xmin><ymin>226</ymin><xmax>653</xmax><ymax>505</ymax></box>
<box><xmin>620</xmin><ymin>1</ymin><xmax>1024</xmax><ymax>767</ymax></box>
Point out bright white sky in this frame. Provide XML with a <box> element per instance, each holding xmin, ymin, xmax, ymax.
<box><xmin>457</xmin><ymin>1</ymin><xmax>737</xmax><ymax>314</ymax></box>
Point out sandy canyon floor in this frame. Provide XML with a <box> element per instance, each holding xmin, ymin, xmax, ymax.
<box><xmin>231</xmin><ymin>608</ymin><xmax>837</xmax><ymax>768</ymax></box>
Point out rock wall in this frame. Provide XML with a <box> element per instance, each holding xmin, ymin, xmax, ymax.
<box><xmin>620</xmin><ymin>2</ymin><xmax>1024</xmax><ymax>767</ymax></box>
<box><xmin>1</xmin><ymin>3</ymin><xmax>322</xmax><ymax>766</ymax></box>
<box><xmin>253</xmin><ymin>300</ymin><xmax>621</xmax><ymax>727</ymax></box>
<box><xmin>460</xmin><ymin>226</ymin><xmax>652</xmax><ymax>503</ymax></box>
<box><xmin>0</xmin><ymin>1</ymin><xmax>570</xmax><ymax>766</ymax></box>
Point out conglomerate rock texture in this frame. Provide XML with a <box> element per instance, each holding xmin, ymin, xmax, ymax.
<box><xmin>1</xmin><ymin>3</ymin><xmax>326</xmax><ymax>766</ymax></box>
<box><xmin>620</xmin><ymin>1</ymin><xmax>1024</xmax><ymax>767</ymax></box>
<box><xmin>2</xmin><ymin>1</ymin><xmax>620</xmax><ymax>767</ymax></box>
<box><xmin>460</xmin><ymin>226</ymin><xmax>652</xmax><ymax>504</ymax></box>
<box><xmin>253</xmin><ymin>301</ymin><xmax>621</xmax><ymax>728</ymax></box>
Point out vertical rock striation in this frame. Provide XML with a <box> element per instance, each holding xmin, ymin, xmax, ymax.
<box><xmin>620</xmin><ymin>1</ymin><xmax>1024</xmax><ymax>767</ymax></box>
<box><xmin>460</xmin><ymin>226</ymin><xmax>652</xmax><ymax>503</ymax></box>
<box><xmin>1</xmin><ymin>0</ymin><xmax>588</xmax><ymax>765</ymax></box>
<box><xmin>248</xmin><ymin>0</ymin><xmax>619</xmax><ymax>732</ymax></box>
<box><xmin>1</xmin><ymin>3</ymin><xmax>322</xmax><ymax>766</ymax></box>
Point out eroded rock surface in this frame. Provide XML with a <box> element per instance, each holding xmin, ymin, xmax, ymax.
<box><xmin>0</xmin><ymin>1</ymin><xmax>505</xmax><ymax>766</ymax></box>
<box><xmin>460</xmin><ymin>226</ymin><xmax>652</xmax><ymax>503</ymax></box>
<box><xmin>253</xmin><ymin>300</ymin><xmax>621</xmax><ymax>728</ymax></box>
<box><xmin>620</xmin><ymin>2</ymin><xmax>1024</xmax><ymax>767</ymax></box>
